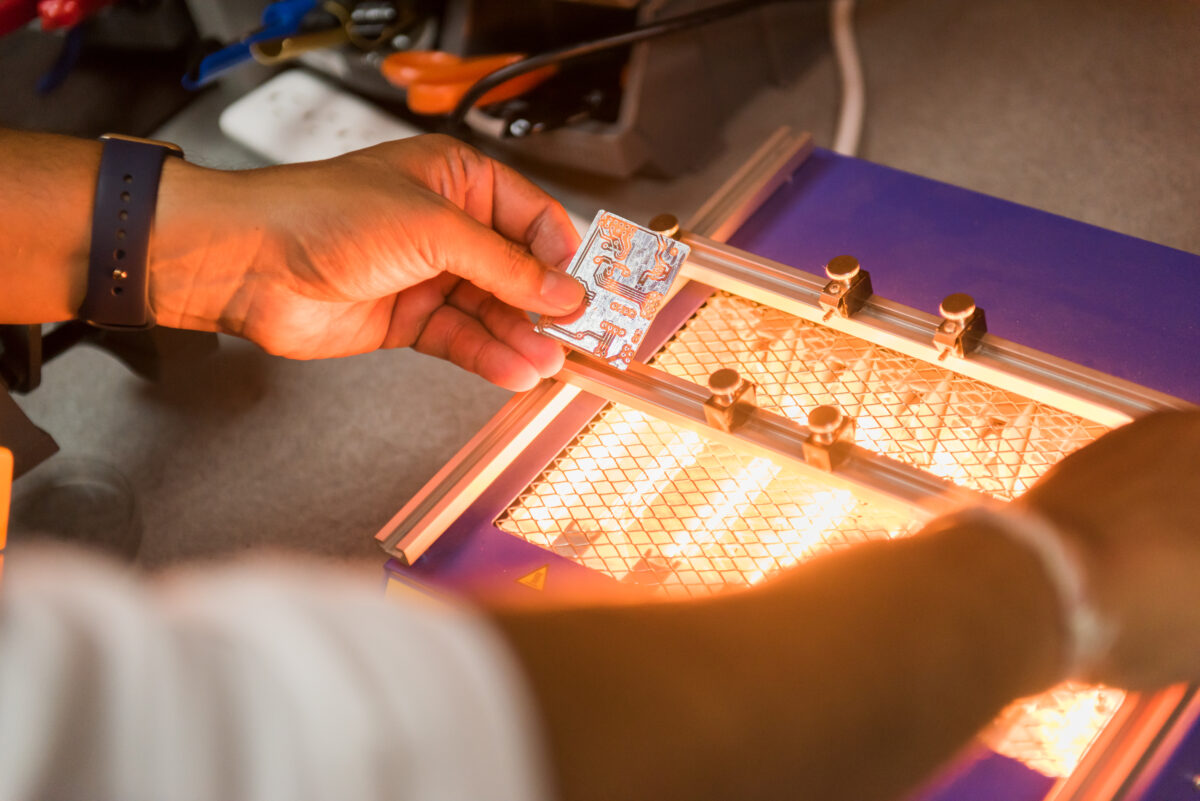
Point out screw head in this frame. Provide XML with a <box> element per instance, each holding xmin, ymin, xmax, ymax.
<box><xmin>825</xmin><ymin>255</ymin><xmax>860</xmax><ymax>282</ymax></box>
<box><xmin>111</xmin><ymin>269</ymin><xmax>128</xmax><ymax>280</ymax></box>
<box><xmin>939</xmin><ymin>292</ymin><xmax>977</xmax><ymax>321</ymax></box>
<box><xmin>648</xmin><ymin>213</ymin><xmax>680</xmax><ymax>238</ymax></box>
<box><xmin>807</xmin><ymin>405</ymin><xmax>844</xmax><ymax>434</ymax></box>
<box><xmin>509</xmin><ymin>118</ymin><xmax>533</xmax><ymax>138</ymax></box>
<box><xmin>707</xmin><ymin>368</ymin><xmax>742</xmax><ymax>397</ymax></box>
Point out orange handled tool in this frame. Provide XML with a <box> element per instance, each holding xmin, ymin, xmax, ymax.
<box><xmin>381</xmin><ymin>51</ymin><xmax>556</xmax><ymax>116</ymax></box>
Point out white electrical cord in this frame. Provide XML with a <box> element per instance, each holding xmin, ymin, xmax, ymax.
<box><xmin>830</xmin><ymin>0</ymin><xmax>865</xmax><ymax>156</ymax></box>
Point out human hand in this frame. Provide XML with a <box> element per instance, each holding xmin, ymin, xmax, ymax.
<box><xmin>1018</xmin><ymin>410</ymin><xmax>1200</xmax><ymax>688</ymax></box>
<box><xmin>150</xmin><ymin>135</ymin><xmax>584</xmax><ymax>391</ymax></box>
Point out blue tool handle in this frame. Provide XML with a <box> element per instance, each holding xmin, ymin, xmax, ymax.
<box><xmin>182</xmin><ymin>0</ymin><xmax>318</xmax><ymax>90</ymax></box>
<box><xmin>262</xmin><ymin>0</ymin><xmax>320</xmax><ymax>29</ymax></box>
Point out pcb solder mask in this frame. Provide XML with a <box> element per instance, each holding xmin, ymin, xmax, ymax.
<box><xmin>537</xmin><ymin>210</ymin><xmax>690</xmax><ymax>369</ymax></box>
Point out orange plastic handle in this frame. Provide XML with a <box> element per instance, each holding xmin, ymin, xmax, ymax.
<box><xmin>382</xmin><ymin>51</ymin><xmax>557</xmax><ymax>116</ymax></box>
<box><xmin>380</xmin><ymin>50</ymin><xmax>464</xmax><ymax>88</ymax></box>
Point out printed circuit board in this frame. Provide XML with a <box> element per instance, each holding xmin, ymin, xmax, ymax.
<box><xmin>536</xmin><ymin>210</ymin><xmax>689</xmax><ymax>369</ymax></box>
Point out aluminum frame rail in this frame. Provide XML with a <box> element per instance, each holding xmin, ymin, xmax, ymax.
<box><xmin>557</xmin><ymin>353</ymin><xmax>982</xmax><ymax>517</ymax></box>
<box><xmin>678</xmin><ymin>234</ymin><xmax>1192</xmax><ymax>428</ymax></box>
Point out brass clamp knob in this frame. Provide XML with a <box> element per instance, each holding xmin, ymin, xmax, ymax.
<box><xmin>819</xmin><ymin>255</ymin><xmax>874</xmax><ymax>321</ymax></box>
<box><xmin>703</xmin><ymin>367</ymin><xmax>757</xmax><ymax>432</ymax></box>
<box><xmin>648</xmin><ymin>213</ymin><xmax>681</xmax><ymax>239</ymax></box>
<box><xmin>801</xmin><ymin>404</ymin><xmax>856</xmax><ymax>471</ymax></box>
<box><xmin>801</xmin><ymin>402</ymin><xmax>859</xmax><ymax>472</ymax></box>
<box><xmin>933</xmin><ymin>292</ymin><xmax>987</xmax><ymax>360</ymax></box>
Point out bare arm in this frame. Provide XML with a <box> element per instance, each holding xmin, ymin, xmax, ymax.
<box><xmin>494</xmin><ymin>512</ymin><xmax>1063</xmax><ymax>801</ymax></box>
<box><xmin>1</xmin><ymin>415</ymin><xmax>1196</xmax><ymax>801</ymax></box>
<box><xmin>492</xmin><ymin>410</ymin><xmax>1200</xmax><ymax>801</ymax></box>
<box><xmin>0</xmin><ymin>129</ymin><xmax>584</xmax><ymax>390</ymax></box>
<box><xmin>0</xmin><ymin>129</ymin><xmax>99</xmax><ymax>323</ymax></box>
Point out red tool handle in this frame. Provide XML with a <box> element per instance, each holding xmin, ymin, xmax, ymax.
<box><xmin>0</xmin><ymin>0</ymin><xmax>37</xmax><ymax>36</ymax></box>
<box><xmin>37</xmin><ymin>0</ymin><xmax>115</xmax><ymax>30</ymax></box>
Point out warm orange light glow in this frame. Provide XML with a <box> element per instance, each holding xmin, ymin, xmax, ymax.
<box><xmin>651</xmin><ymin>294</ymin><xmax>1107</xmax><ymax>501</ymax></box>
<box><xmin>983</xmin><ymin>683</ymin><xmax>1125</xmax><ymax>777</ymax></box>
<box><xmin>497</xmin><ymin>292</ymin><xmax>1122</xmax><ymax>777</ymax></box>
<box><xmin>499</xmin><ymin>405</ymin><xmax>915</xmax><ymax>596</ymax></box>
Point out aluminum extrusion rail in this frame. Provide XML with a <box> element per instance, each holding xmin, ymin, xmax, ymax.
<box><xmin>678</xmin><ymin>234</ymin><xmax>1193</xmax><ymax>428</ymax></box>
<box><xmin>558</xmin><ymin>353</ymin><xmax>983</xmax><ymax>516</ymax></box>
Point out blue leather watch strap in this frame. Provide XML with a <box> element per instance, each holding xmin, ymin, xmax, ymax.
<box><xmin>80</xmin><ymin>134</ymin><xmax>183</xmax><ymax>330</ymax></box>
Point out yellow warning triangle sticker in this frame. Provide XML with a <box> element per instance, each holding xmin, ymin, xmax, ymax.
<box><xmin>516</xmin><ymin>565</ymin><xmax>549</xmax><ymax>591</ymax></box>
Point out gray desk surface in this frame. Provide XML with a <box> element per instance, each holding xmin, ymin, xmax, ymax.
<box><xmin>11</xmin><ymin>0</ymin><xmax>1199</xmax><ymax>568</ymax></box>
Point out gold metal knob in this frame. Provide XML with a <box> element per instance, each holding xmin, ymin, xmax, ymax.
<box><xmin>939</xmin><ymin>292</ymin><xmax>977</xmax><ymax>322</ymax></box>
<box><xmin>648</xmin><ymin>213</ymin><xmax>680</xmax><ymax>238</ymax></box>
<box><xmin>807</xmin><ymin>405</ymin><xmax>845</xmax><ymax>436</ymax></box>
<box><xmin>824</xmin><ymin>255</ymin><xmax>861</xmax><ymax>282</ymax></box>
<box><xmin>707</xmin><ymin>368</ymin><xmax>743</xmax><ymax>403</ymax></box>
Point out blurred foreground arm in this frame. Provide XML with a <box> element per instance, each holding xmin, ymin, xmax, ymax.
<box><xmin>0</xmin><ymin>551</ymin><xmax>551</xmax><ymax>801</ymax></box>
<box><xmin>0</xmin><ymin>129</ymin><xmax>583</xmax><ymax>390</ymax></box>
<box><xmin>4</xmin><ymin>412</ymin><xmax>1198</xmax><ymax>801</ymax></box>
<box><xmin>494</xmin><ymin>411</ymin><xmax>1200</xmax><ymax>801</ymax></box>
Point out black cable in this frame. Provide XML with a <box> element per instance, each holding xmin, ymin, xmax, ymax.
<box><xmin>447</xmin><ymin>0</ymin><xmax>821</xmax><ymax>132</ymax></box>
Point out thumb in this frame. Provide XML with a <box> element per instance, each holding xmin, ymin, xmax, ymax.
<box><xmin>438</xmin><ymin>218</ymin><xmax>584</xmax><ymax>316</ymax></box>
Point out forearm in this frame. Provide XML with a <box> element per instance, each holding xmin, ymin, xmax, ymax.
<box><xmin>0</xmin><ymin>128</ymin><xmax>256</xmax><ymax>329</ymax></box>
<box><xmin>493</xmin><ymin>521</ymin><xmax>1063</xmax><ymax>801</ymax></box>
<box><xmin>0</xmin><ymin>129</ymin><xmax>99</xmax><ymax>323</ymax></box>
<box><xmin>0</xmin><ymin>130</ymin><xmax>583</xmax><ymax>381</ymax></box>
<box><xmin>151</xmin><ymin>157</ymin><xmax>265</xmax><ymax>333</ymax></box>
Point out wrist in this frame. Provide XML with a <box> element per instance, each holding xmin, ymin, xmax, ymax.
<box><xmin>149</xmin><ymin>159</ymin><xmax>270</xmax><ymax>333</ymax></box>
<box><xmin>921</xmin><ymin>512</ymin><xmax>1069</xmax><ymax>693</ymax></box>
<box><xmin>79</xmin><ymin>135</ymin><xmax>183</xmax><ymax>329</ymax></box>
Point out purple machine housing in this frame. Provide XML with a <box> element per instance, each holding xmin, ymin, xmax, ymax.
<box><xmin>375</xmin><ymin>131</ymin><xmax>1200</xmax><ymax>801</ymax></box>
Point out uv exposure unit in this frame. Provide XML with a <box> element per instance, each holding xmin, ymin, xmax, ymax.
<box><xmin>376</xmin><ymin>130</ymin><xmax>1200</xmax><ymax>801</ymax></box>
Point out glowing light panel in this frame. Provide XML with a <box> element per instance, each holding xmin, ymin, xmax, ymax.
<box><xmin>496</xmin><ymin>292</ymin><xmax>1121</xmax><ymax>778</ymax></box>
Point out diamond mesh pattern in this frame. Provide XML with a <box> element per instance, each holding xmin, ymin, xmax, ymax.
<box><xmin>496</xmin><ymin>291</ymin><xmax>1122</xmax><ymax>779</ymax></box>
<box><xmin>499</xmin><ymin>403</ymin><xmax>920</xmax><ymax>598</ymax></box>
<box><xmin>981</xmin><ymin>683</ymin><xmax>1127</xmax><ymax>777</ymax></box>
<box><xmin>649</xmin><ymin>293</ymin><xmax>1110</xmax><ymax>500</ymax></box>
